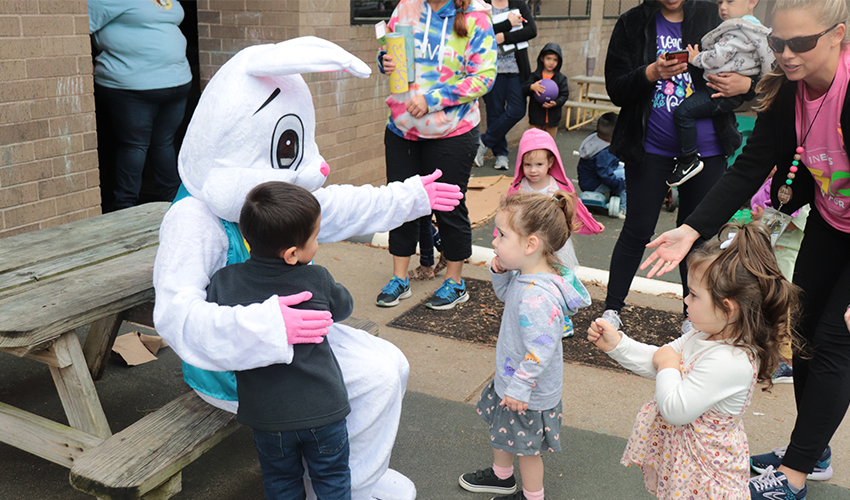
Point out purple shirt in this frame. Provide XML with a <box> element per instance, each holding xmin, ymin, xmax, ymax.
<box><xmin>645</xmin><ymin>13</ymin><xmax>721</xmax><ymax>158</ymax></box>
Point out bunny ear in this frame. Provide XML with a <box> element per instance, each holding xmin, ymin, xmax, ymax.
<box><xmin>245</xmin><ymin>36</ymin><xmax>372</xmax><ymax>79</ymax></box>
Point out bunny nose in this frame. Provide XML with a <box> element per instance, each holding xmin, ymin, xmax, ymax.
<box><xmin>320</xmin><ymin>162</ymin><xmax>330</xmax><ymax>177</ymax></box>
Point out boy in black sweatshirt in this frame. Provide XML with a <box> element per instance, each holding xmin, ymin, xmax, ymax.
<box><xmin>524</xmin><ymin>42</ymin><xmax>570</xmax><ymax>139</ymax></box>
<box><xmin>206</xmin><ymin>181</ymin><xmax>353</xmax><ymax>500</ymax></box>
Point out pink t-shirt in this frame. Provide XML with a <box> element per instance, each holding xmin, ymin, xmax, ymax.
<box><xmin>795</xmin><ymin>47</ymin><xmax>850</xmax><ymax>232</ymax></box>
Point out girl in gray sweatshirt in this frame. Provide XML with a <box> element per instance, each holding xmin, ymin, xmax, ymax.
<box><xmin>459</xmin><ymin>191</ymin><xmax>591</xmax><ymax>500</ymax></box>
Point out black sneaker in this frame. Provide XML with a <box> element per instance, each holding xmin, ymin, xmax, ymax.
<box><xmin>458</xmin><ymin>467</ymin><xmax>517</xmax><ymax>495</ymax></box>
<box><xmin>376</xmin><ymin>276</ymin><xmax>411</xmax><ymax>307</ymax></box>
<box><xmin>491</xmin><ymin>490</ymin><xmax>527</xmax><ymax>500</ymax></box>
<box><xmin>667</xmin><ymin>154</ymin><xmax>704</xmax><ymax>187</ymax></box>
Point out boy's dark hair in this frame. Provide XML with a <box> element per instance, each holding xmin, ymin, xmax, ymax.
<box><xmin>239</xmin><ymin>181</ymin><xmax>321</xmax><ymax>259</ymax></box>
<box><xmin>596</xmin><ymin>112</ymin><xmax>617</xmax><ymax>142</ymax></box>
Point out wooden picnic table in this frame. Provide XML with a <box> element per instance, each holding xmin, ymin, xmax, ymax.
<box><xmin>565</xmin><ymin>75</ymin><xmax>619</xmax><ymax>130</ymax></box>
<box><xmin>0</xmin><ymin>202</ymin><xmax>169</xmax><ymax>468</ymax></box>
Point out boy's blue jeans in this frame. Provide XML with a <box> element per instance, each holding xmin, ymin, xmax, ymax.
<box><xmin>253</xmin><ymin>419</ymin><xmax>351</xmax><ymax>500</ymax></box>
<box><xmin>594</xmin><ymin>166</ymin><xmax>627</xmax><ymax>210</ymax></box>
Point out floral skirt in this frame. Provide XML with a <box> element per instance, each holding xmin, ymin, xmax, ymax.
<box><xmin>476</xmin><ymin>380</ymin><xmax>562</xmax><ymax>456</ymax></box>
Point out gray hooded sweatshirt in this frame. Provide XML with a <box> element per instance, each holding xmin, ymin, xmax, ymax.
<box><xmin>491</xmin><ymin>267</ymin><xmax>591</xmax><ymax>410</ymax></box>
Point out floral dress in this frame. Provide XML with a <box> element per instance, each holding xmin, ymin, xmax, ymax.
<box><xmin>621</xmin><ymin>349</ymin><xmax>756</xmax><ymax>499</ymax></box>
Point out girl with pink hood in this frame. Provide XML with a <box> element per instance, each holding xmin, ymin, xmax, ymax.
<box><xmin>500</xmin><ymin>128</ymin><xmax>604</xmax><ymax>270</ymax></box>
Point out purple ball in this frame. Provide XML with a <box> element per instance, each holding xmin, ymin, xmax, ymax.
<box><xmin>534</xmin><ymin>79</ymin><xmax>559</xmax><ymax>104</ymax></box>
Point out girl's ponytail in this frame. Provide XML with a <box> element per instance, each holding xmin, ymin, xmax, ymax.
<box><xmin>453</xmin><ymin>0</ymin><xmax>470</xmax><ymax>38</ymax></box>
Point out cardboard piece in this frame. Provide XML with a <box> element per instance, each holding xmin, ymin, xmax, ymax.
<box><xmin>465</xmin><ymin>175</ymin><xmax>513</xmax><ymax>228</ymax></box>
<box><xmin>112</xmin><ymin>331</ymin><xmax>170</xmax><ymax>366</ymax></box>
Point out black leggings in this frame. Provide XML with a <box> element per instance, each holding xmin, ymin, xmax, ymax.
<box><xmin>384</xmin><ymin>128</ymin><xmax>477</xmax><ymax>262</ymax></box>
<box><xmin>784</xmin><ymin>207</ymin><xmax>850</xmax><ymax>473</ymax></box>
<box><xmin>605</xmin><ymin>153</ymin><xmax>727</xmax><ymax>311</ymax></box>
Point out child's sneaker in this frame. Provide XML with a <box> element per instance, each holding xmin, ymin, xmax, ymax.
<box><xmin>751</xmin><ymin>445</ymin><xmax>833</xmax><ymax>481</ymax></box>
<box><xmin>667</xmin><ymin>154</ymin><xmax>704</xmax><ymax>187</ymax></box>
<box><xmin>491</xmin><ymin>491</ymin><xmax>527</xmax><ymax>500</ymax></box>
<box><xmin>474</xmin><ymin>139</ymin><xmax>488</xmax><ymax>167</ymax></box>
<box><xmin>750</xmin><ymin>466</ymin><xmax>807</xmax><ymax>500</ymax></box>
<box><xmin>772</xmin><ymin>360</ymin><xmax>794</xmax><ymax>384</ymax></box>
<box><xmin>601</xmin><ymin>309</ymin><xmax>623</xmax><ymax>330</ymax></box>
<box><xmin>458</xmin><ymin>467</ymin><xmax>517</xmax><ymax>495</ymax></box>
<box><xmin>494</xmin><ymin>155</ymin><xmax>510</xmax><ymax>171</ymax></box>
<box><xmin>376</xmin><ymin>276</ymin><xmax>411</xmax><ymax>307</ymax></box>
<box><xmin>425</xmin><ymin>278</ymin><xmax>468</xmax><ymax>310</ymax></box>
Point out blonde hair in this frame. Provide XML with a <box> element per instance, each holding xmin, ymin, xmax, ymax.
<box><xmin>498</xmin><ymin>191</ymin><xmax>578</xmax><ymax>272</ymax></box>
<box><xmin>755</xmin><ymin>0</ymin><xmax>850</xmax><ymax>111</ymax></box>
<box><xmin>687</xmin><ymin>222</ymin><xmax>801</xmax><ymax>389</ymax></box>
<box><xmin>522</xmin><ymin>148</ymin><xmax>554</xmax><ymax>164</ymax></box>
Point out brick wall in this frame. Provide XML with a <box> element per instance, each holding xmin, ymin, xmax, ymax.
<box><xmin>0</xmin><ymin>0</ymin><xmax>99</xmax><ymax>238</ymax></box>
<box><xmin>196</xmin><ymin>0</ymin><xmax>616</xmax><ymax>188</ymax></box>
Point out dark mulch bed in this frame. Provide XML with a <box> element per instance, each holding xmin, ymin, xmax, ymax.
<box><xmin>388</xmin><ymin>277</ymin><xmax>685</xmax><ymax>373</ymax></box>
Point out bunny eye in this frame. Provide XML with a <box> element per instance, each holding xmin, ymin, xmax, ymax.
<box><xmin>270</xmin><ymin>114</ymin><xmax>304</xmax><ymax>170</ymax></box>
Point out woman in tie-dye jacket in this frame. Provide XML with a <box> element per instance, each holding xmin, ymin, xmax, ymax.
<box><xmin>376</xmin><ymin>0</ymin><xmax>496</xmax><ymax>312</ymax></box>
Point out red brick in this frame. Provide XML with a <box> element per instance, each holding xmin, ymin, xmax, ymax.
<box><xmin>26</xmin><ymin>56</ymin><xmax>78</xmax><ymax>78</ymax></box>
<box><xmin>4</xmin><ymin>199</ymin><xmax>56</xmax><ymax>226</ymax></box>
<box><xmin>21</xmin><ymin>15</ymin><xmax>75</xmax><ymax>36</ymax></box>
<box><xmin>0</xmin><ymin>159</ymin><xmax>53</xmax><ymax>188</ymax></box>
<box><xmin>39</xmin><ymin>1</ymin><xmax>87</xmax><ymax>14</ymax></box>
<box><xmin>38</xmin><ymin>172</ymin><xmax>87</xmax><ymax>199</ymax></box>
<box><xmin>0</xmin><ymin>60</ymin><xmax>26</xmax><ymax>83</ymax></box>
<box><xmin>0</xmin><ymin>142</ymin><xmax>34</xmax><ymax>168</ymax></box>
<box><xmin>52</xmin><ymin>150</ymin><xmax>98</xmax><ymax>176</ymax></box>
<box><xmin>0</xmin><ymin>183</ymin><xmax>38</xmax><ymax>208</ymax></box>
<box><xmin>0</xmin><ymin>120</ymin><xmax>49</xmax><ymax>146</ymax></box>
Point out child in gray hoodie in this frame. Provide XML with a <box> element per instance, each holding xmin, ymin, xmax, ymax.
<box><xmin>459</xmin><ymin>191</ymin><xmax>591</xmax><ymax>500</ymax></box>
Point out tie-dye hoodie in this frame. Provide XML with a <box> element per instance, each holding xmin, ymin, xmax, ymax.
<box><xmin>490</xmin><ymin>267</ymin><xmax>591</xmax><ymax>410</ymax></box>
<box><xmin>385</xmin><ymin>0</ymin><xmax>497</xmax><ymax>140</ymax></box>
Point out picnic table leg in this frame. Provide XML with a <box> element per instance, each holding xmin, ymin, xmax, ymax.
<box><xmin>83</xmin><ymin>312</ymin><xmax>125</xmax><ymax>381</ymax></box>
<box><xmin>50</xmin><ymin>332</ymin><xmax>112</xmax><ymax>440</ymax></box>
<box><xmin>139</xmin><ymin>473</ymin><xmax>182</xmax><ymax>500</ymax></box>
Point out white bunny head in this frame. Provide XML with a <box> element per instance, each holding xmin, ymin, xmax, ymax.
<box><xmin>178</xmin><ymin>36</ymin><xmax>372</xmax><ymax>222</ymax></box>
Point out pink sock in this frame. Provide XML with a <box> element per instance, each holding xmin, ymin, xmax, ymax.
<box><xmin>492</xmin><ymin>464</ymin><xmax>514</xmax><ymax>480</ymax></box>
<box><xmin>523</xmin><ymin>487</ymin><xmax>545</xmax><ymax>500</ymax></box>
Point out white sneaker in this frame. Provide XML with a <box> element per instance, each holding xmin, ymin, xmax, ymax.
<box><xmin>601</xmin><ymin>309</ymin><xmax>623</xmax><ymax>329</ymax></box>
<box><xmin>372</xmin><ymin>468</ymin><xmax>417</xmax><ymax>500</ymax></box>
<box><xmin>474</xmin><ymin>139</ymin><xmax>487</xmax><ymax>167</ymax></box>
<box><xmin>494</xmin><ymin>155</ymin><xmax>509</xmax><ymax>170</ymax></box>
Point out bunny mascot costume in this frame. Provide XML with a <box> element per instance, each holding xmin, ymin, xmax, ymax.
<box><xmin>153</xmin><ymin>37</ymin><xmax>463</xmax><ymax>500</ymax></box>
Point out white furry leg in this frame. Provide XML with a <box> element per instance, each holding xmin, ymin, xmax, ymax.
<box><xmin>372</xmin><ymin>468</ymin><xmax>416</xmax><ymax>500</ymax></box>
<box><xmin>327</xmin><ymin>324</ymin><xmax>411</xmax><ymax>500</ymax></box>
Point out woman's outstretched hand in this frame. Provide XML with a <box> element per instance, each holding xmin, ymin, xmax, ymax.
<box><xmin>640</xmin><ymin>225</ymin><xmax>701</xmax><ymax>277</ymax></box>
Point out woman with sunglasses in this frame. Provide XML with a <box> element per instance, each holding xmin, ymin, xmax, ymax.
<box><xmin>642</xmin><ymin>1</ymin><xmax>850</xmax><ymax>499</ymax></box>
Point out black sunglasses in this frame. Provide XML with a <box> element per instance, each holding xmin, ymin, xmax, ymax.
<box><xmin>768</xmin><ymin>24</ymin><xmax>841</xmax><ymax>53</ymax></box>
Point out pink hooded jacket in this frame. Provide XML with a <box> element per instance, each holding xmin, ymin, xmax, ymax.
<box><xmin>505</xmin><ymin>128</ymin><xmax>604</xmax><ymax>235</ymax></box>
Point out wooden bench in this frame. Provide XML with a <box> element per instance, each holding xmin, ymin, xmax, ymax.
<box><xmin>586</xmin><ymin>92</ymin><xmax>611</xmax><ymax>102</ymax></box>
<box><xmin>70</xmin><ymin>391</ymin><xmax>240</xmax><ymax>500</ymax></box>
<box><xmin>69</xmin><ymin>318</ymin><xmax>378</xmax><ymax>500</ymax></box>
<box><xmin>563</xmin><ymin>100</ymin><xmax>620</xmax><ymax>131</ymax></box>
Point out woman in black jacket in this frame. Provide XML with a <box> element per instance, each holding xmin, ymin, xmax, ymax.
<box><xmin>600</xmin><ymin>0</ymin><xmax>751</xmax><ymax>326</ymax></box>
<box><xmin>643</xmin><ymin>1</ymin><xmax>850</xmax><ymax>498</ymax></box>
<box><xmin>474</xmin><ymin>0</ymin><xmax>536</xmax><ymax>170</ymax></box>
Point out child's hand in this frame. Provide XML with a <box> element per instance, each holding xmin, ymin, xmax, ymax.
<box><xmin>586</xmin><ymin>318</ymin><xmax>622</xmax><ymax>352</ymax></box>
<box><xmin>491</xmin><ymin>256</ymin><xmax>507</xmax><ymax>274</ymax></box>
<box><xmin>500</xmin><ymin>395</ymin><xmax>528</xmax><ymax>412</ymax></box>
<box><xmin>541</xmin><ymin>101</ymin><xmax>557</xmax><ymax>108</ymax></box>
<box><xmin>530</xmin><ymin>81</ymin><xmax>545</xmax><ymax>95</ymax></box>
<box><xmin>750</xmin><ymin>205</ymin><xmax>765</xmax><ymax>221</ymax></box>
<box><xmin>381</xmin><ymin>53</ymin><xmax>396</xmax><ymax>74</ymax></box>
<box><xmin>686</xmin><ymin>44</ymin><xmax>700</xmax><ymax>64</ymax></box>
<box><xmin>652</xmin><ymin>345</ymin><xmax>680</xmax><ymax>371</ymax></box>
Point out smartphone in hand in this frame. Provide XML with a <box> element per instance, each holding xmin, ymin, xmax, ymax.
<box><xmin>665</xmin><ymin>50</ymin><xmax>689</xmax><ymax>64</ymax></box>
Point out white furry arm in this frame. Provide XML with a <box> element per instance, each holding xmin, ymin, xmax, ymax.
<box><xmin>153</xmin><ymin>198</ymin><xmax>294</xmax><ymax>371</ymax></box>
<box><xmin>313</xmin><ymin>176</ymin><xmax>431</xmax><ymax>243</ymax></box>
